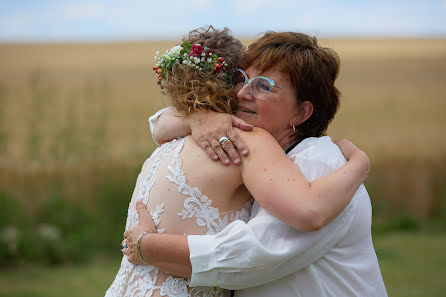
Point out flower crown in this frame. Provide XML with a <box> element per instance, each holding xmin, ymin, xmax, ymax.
<box><xmin>153</xmin><ymin>42</ymin><xmax>229</xmax><ymax>86</ymax></box>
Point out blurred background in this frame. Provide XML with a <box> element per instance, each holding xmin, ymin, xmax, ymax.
<box><xmin>0</xmin><ymin>0</ymin><xmax>445</xmax><ymax>296</ymax></box>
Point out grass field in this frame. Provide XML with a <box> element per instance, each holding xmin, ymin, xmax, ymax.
<box><xmin>1</xmin><ymin>232</ymin><xmax>444</xmax><ymax>297</ymax></box>
<box><xmin>1</xmin><ymin>39</ymin><xmax>445</xmax><ymax>162</ymax></box>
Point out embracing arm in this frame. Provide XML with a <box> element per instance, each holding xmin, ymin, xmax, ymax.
<box><xmin>240</xmin><ymin>128</ymin><xmax>369</xmax><ymax>232</ymax></box>
<box><xmin>149</xmin><ymin>108</ymin><xmax>252</xmax><ymax>164</ymax></box>
<box><xmin>150</xmin><ymin>107</ymin><xmax>191</xmax><ymax>145</ymax></box>
<box><xmin>125</xmin><ymin>149</ymin><xmax>360</xmax><ymax>289</ymax></box>
<box><xmin>124</xmin><ymin>202</ymin><xmax>192</xmax><ymax>278</ymax></box>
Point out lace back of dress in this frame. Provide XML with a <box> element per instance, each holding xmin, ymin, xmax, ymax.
<box><xmin>105</xmin><ymin>138</ymin><xmax>251</xmax><ymax>297</ymax></box>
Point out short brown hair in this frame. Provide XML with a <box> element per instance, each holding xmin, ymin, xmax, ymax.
<box><xmin>242</xmin><ymin>31</ymin><xmax>341</xmax><ymax>140</ymax></box>
<box><xmin>163</xmin><ymin>26</ymin><xmax>244</xmax><ymax>115</ymax></box>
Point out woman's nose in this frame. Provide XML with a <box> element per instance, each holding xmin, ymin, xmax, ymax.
<box><xmin>237</xmin><ymin>83</ymin><xmax>254</xmax><ymax>101</ymax></box>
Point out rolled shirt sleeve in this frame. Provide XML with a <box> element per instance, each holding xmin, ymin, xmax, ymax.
<box><xmin>188</xmin><ymin>139</ymin><xmax>356</xmax><ymax>289</ymax></box>
<box><xmin>148</xmin><ymin>107</ymin><xmax>169</xmax><ymax>146</ymax></box>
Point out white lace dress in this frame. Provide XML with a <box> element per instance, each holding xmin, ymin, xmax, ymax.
<box><xmin>105</xmin><ymin>137</ymin><xmax>252</xmax><ymax>297</ymax></box>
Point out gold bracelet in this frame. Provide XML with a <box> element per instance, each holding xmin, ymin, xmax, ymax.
<box><xmin>137</xmin><ymin>230</ymin><xmax>152</xmax><ymax>265</ymax></box>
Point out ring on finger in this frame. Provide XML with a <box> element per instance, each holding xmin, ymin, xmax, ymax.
<box><xmin>122</xmin><ymin>239</ymin><xmax>128</xmax><ymax>249</ymax></box>
<box><xmin>219</xmin><ymin>136</ymin><xmax>230</xmax><ymax>146</ymax></box>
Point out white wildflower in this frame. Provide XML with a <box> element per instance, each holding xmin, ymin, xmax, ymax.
<box><xmin>156</xmin><ymin>51</ymin><xmax>160</xmax><ymax>55</ymax></box>
<box><xmin>37</xmin><ymin>224</ymin><xmax>61</xmax><ymax>241</ymax></box>
<box><xmin>1</xmin><ymin>225</ymin><xmax>20</xmax><ymax>254</ymax></box>
<box><xmin>201</xmin><ymin>53</ymin><xmax>205</xmax><ymax>57</ymax></box>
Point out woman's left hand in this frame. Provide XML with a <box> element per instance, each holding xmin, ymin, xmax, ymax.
<box><xmin>333</xmin><ymin>139</ymin><xmax>370</xmax><ymax>180</ymax></box>
<box><xmin>123</xmin><ymin>201</ymin><xmax>156</xmax><ymax>264</ymax></box>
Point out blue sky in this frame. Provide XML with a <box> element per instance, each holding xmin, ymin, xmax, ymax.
<box><xmin>0</xmin><ymin>0</ymin><xmax>445</xmax><ymax>42</ymax></box>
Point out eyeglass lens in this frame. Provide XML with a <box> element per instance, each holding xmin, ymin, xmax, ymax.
<box><xmin>232</xmin><ymin>70</ymin><xmax>272</xmax><ymax>100</ymax></box>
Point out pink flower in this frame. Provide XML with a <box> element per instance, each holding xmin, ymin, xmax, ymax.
<box><xmin>189</xmin><ymin>44</ymin><xmax>203</xmax><ymax>57</ymax></box>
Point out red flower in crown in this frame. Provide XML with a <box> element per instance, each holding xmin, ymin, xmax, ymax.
<box><xmin>189</xmin><ymin>44</ymin><xmax>204</xmax><ymax>57</ymax></box>
<box><xmin>205</xmin><ymin>48</ymin><xmax>213</xmax><ymax>57</ymax></box>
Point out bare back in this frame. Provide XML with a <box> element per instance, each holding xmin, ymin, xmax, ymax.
<box><xmin>106</xmin><ymin>136</ymin><xmax>252</xmax><ymax>297</ymax></box>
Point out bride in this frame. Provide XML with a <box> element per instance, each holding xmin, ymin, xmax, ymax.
<box><xmin>105</xmin><ymin>27</ymin><xmax>369</xmax><ymax>297</ymax></box>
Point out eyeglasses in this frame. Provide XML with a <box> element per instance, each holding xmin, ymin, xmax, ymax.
<box><xmin>232</xmin><ymin>68</ymin><xmax>281</xmax><ymax>100</ymax></box>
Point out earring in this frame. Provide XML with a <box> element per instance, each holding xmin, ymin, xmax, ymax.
<box><xmin>292</xmin><ymin>125</ymin><xmax>296</xmax><ymax>132</ymax></box>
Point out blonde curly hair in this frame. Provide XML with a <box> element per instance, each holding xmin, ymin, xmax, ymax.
<box><xmin>161</xmin><ymin>26</ymin><xmax>245</xmax><ymax>115</ymax></box>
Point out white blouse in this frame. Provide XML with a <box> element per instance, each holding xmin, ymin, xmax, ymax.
<box><xmin>150</xmin><ymin>109</ymin><xmax>388</xmax><ymax>297</ymax></box>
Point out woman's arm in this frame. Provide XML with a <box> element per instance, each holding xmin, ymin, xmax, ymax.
<box><xmin>152</xmin><ymin>107</ymin><xmax>191</xmax><ymax>145</ymax></box>
<box><xmin>124</xmin><ymin>201</ymin><xmax>191</xmax><ymax>278</ymax></box>
<box><xmin>125</xmin><ymin>138</ymin><xmax>363</xmax><ymax>283</ymax></box>
<box><xmin>152</xmin><ymin>108</ymin><xmax>253</xmax><ymax>164</ymax></box>
<box><xmin>240</xmin><ymin>128</ymin><xmax>369</xmax><ymax>232</ymax></box>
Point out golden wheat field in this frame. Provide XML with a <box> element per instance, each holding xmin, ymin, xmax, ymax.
<box><xmin>0</xmin><ymin>38</ymin><xmax>446</xmax><ymax>219</ymax></box>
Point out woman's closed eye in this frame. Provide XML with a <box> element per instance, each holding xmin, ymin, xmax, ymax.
<box><xmin>254</xmin><ymin>80</ymin><xmax>272</xmax><ymax>92</ymax></box>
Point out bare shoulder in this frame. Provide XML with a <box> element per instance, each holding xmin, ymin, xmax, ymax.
<box><xmin>237</xmin><ymin>128</ymin><xmax>283</xmax><ymax>156</ymax></box>
<box><xmin>238</xmin><ymin>127</ymin><xmax>278</xmax><ymax>145</ymax></box>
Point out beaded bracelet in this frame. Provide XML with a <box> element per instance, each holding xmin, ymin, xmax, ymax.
<box><xmin>137</xmin><ymin>230</ymin><xmax>153</xmax><ymax>265</ymax></box>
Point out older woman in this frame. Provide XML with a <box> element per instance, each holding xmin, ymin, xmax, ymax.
<box><xmin>123</xmin><ymin>30</ymin><xmax>387</xmax><ymax>297</ymax></box>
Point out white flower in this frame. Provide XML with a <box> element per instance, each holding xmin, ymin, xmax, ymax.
<box><xmin>207</xmin><ymin>58</ymin><xmax>212</xmax><ymax>63</ymax></box>
<box><xmin>169</xmin><ymin>45</ymin><xmax>183</xmax><ymax>58</ymax></box>
<box><xmin>156</xmin><ymin>51</ymin><xmax>160</xmax><ymax>55</ymax></box>
<box><xmin>0</xmin><ymin>225</ymin><xmax>20</xmax><ymax>254</ymax></box>
<box><xmin>183</xmin><ymin>53</ymin><xmax>188</xmax><ymax>57</ymax></box>
<box><xmin>201</xmin><ymin>53</ymin><xmax>205</xmax><ymax>57</ymax></box>
<box><xmin>37</xmin><ymin>224</ymin><xmax>61</xmax><ymax>241</ymax></box>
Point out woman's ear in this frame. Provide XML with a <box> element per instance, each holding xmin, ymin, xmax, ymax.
<box><xmin>290</xmin><ymin>101</ymin><xmax>314</xmax><ymax>127</ymax></box>
<box><xmin>300</xmin><ymin>101</ymin><xmax>313</xmax><ymax>124</ymax></box>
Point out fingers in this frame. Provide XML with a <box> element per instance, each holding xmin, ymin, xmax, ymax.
<box><xmin>123</xmin><ymin>238</ymin><xmax>144</xmax><ymax>265</ymax></box>
<box><xmin>136</xmin><ymin>201</ymin><xmax>151</xmax><ymax>224</ymax></box>
<box><xmin>221</xmin><ymin>139</ymin><xmax>240</xmax><ymax>165</ymax></box>
<box><xmin>333</xmin><ymin>139</ymin><xmax>356</xmax><ymax>160</ymax></box>
<box><xmin>209</xmin><ymin>138</ymin><xmax>231</xmax><ymax>165</ymax></box>
<box><xmin>232</xmin><ymin>116</ymin><xmax>253</xmax><ymax>131</ymax></box>
<box><xmin>227</xmin><ymin>129</ymin><xmax>249</xmax><ymax>157</ymax></box>
<box><xmin>197</xmin><ymin>137</ymin><xmax>218</xmax><ymax>161</ymax></box>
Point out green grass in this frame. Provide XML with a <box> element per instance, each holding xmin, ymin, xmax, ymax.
<box><xmin>0</xmin><ymin>232</ymin><xmax>445</xmax><ymax>297</ymax></box>
<box><xmin>0</xmin><ymin>255</ymin><xmax>121</xmax><ymax>297</ymax></box>
<box><xmin>374</xmin><ymin>232</ymin><xmax>446</xmax><ymax>297</ymax></box>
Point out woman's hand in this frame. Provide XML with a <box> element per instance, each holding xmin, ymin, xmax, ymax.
<box><xmin>333</xmin><ymin>139</ymin><xmax>370</xmax><ymax>180</ymax></box>
<box><xmin>123</xmin><ymin>201</ymin><xmax>156</xmax><ymax>265</ymax></box>
<box><xmin>186</xmin><ymin>110</ymin><xmax>253</xmax><ymax>165</ymax></box>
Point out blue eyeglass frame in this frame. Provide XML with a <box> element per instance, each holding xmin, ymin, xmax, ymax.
<box><xmin>233</xmin><ymin>68</ymin><xmax>281</xmax><ymax>100</ymax></box>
